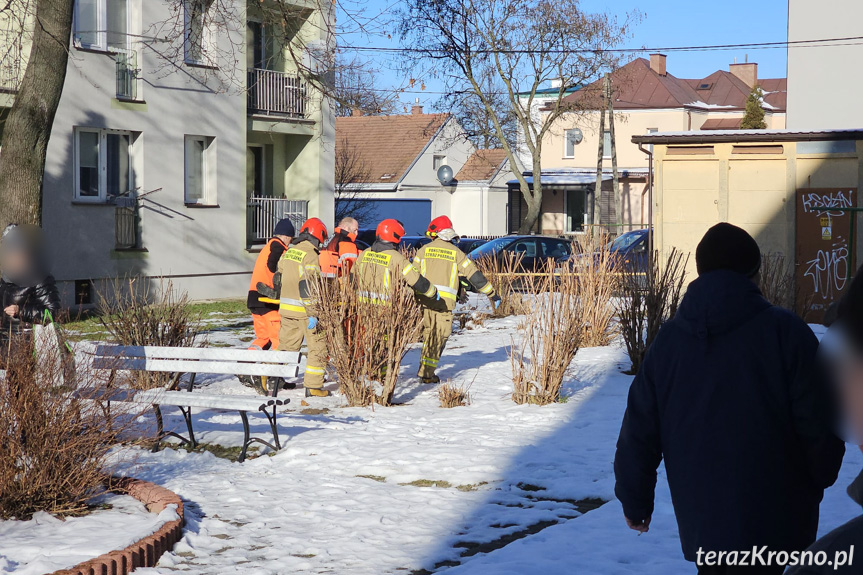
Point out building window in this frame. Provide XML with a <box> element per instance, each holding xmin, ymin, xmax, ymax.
<box><xmin>74</xmin><ymin>128</ymin><xmax>136</xmax><ymax>202</ymax></box>
<box><xmin>433</xmin><ymin>155</ymin><xmax>446</xmax><ymax>171</ymax></box>
<box><xmin>74</xmin><ymin>0</ymin><xmax>129</xmax><ymax>52</ymax></box>
<box><xmin>184</xmin><ymin>0</ymin><xmax>212</xmax><ymax>64</ymax></box>
<box><xmin>564</xmin><ymin>128</ymin><xmax>583</xmax><ymax>158</ymax></box>
<box><xmin>185</xmin><ymin>135</ymin><xmax>216</xmax><ymax>205</ymax></box>
<box><xmin>602</xmin><ymin>131</ymin><xmax>612</xmax><ymax>159</ymax></box>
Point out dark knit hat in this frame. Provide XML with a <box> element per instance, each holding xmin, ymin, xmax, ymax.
<box><xmin>695</xmin><ymin>223</ymin><xmax>761</xmax><ymax>277</ymax></box>
<box><xmin>273</xmin><ymin>218</ymin><xmax>296</xmax><ymax>237</ymax></box>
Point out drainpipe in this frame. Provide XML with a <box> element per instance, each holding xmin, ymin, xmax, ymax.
<box><xmin>638</xmin><ymin>143</ymin><xmax>654</xmax><ymax>256</ymax></box>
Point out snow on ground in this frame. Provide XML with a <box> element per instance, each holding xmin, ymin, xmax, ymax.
<box><xmin>31</xmin><ymin>300</ymin><xmax>863</xmax><ymax>574</ymax></box>
<box><xmin>0</xmin><ymin>494</ymin><xmax>179</xmax><ymax>574</ymax></box>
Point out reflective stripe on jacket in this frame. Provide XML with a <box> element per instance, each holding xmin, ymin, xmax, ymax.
<box><xmin>354</xmin><ymin>242</ymin><xmax>436</xmax><ymax>303</ymax></box>
<box><xmin>277</xmin><ymin>240</ymin><xmax>321</xmax><ymax>318</ymax></box>
<box><xmin>320</xmin><ymin>231</ymin><xmax>360</xmax><ymax>278</ymax></box>
<box><xmin>248</xmin><ymin>237</ymin><xmax>288</xmax><ymax>309</ymax></box>
<box><xmin>413</xmin><ymin>238</ymin><xmax>495</xmax><ymax>311</ymax></box>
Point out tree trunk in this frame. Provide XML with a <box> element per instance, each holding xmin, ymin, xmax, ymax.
<box><xmin>518</xmin><ymin>179</ymin><xmax>541</xmax><ymax>234</ymax></box>
<box><xmin>0</xmin><ymin>0</ymin><xmax>75</xmax><ymax>230</ymax></box>
<box><xmin>593</xmin><ymin>96</ymin><xmax>606</xmax><ymax>239</ymax></box>
<box><xmin>608</xmin><ymin>74</ymin><xmax>621</xmax><ymax>234</ymax></box>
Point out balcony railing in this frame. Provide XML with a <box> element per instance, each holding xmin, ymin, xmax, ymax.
<box><xmin>115</xmin><ymin>51</ymin><xmax>140</xmax><ymax>101</ymax></box>
<box><xmin>247</xmin><ymin>69</ymin><xmax>306</xmax><ymax>118</ymax></box>
<box><xmin>247</xmin><ymin>197</ymin><xmax>308</xmax><ymax>245</ymax></box>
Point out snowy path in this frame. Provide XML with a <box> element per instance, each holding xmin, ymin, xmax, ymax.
<box><xmin>107</xmin><ymin>313</ymin><xmax>862</xmax><ymax>575</ymax></box>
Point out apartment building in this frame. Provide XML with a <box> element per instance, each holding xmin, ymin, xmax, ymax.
<box><xmin>0</xmin><ymin>0</ymin><xmax>334</xmax><ymax>305</ymax></box>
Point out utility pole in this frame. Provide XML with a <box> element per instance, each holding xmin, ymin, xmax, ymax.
<box><xmin>593</xmin><ymin>78</ymin><xmax>607</xmax><ymax>239</ymax></box>
<box><xmin>607</xmin><ymin>74</ymin><xmax>622</xmax><ymax>234</ymax></box>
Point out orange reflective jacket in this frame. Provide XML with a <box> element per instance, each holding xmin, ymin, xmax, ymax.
<box><xmin>319</xmin><ymin>228</ymin><xmax>360</xmax><ymax>278</ymax></box>
<box><xmin>248</xmin><ymin>237</ymin><xmax>289</xmax><ymax>308</ymax></box>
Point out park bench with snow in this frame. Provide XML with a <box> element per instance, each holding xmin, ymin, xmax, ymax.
<box><xmin>78</xmin><ymin>345</ymin><xmax>302</xmax><ymax>462</ymax></box>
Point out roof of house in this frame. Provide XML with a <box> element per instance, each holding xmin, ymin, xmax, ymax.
<box><xmin>456</xmin><ymin>149</ymin><xmax>508</xmax><ymax>181</ymax></box>
<box><xmin>336</xmin><ymin>113</ymin><xmax>449</xmax><ymax>184</ymax></box>
<box><xmin>558</xmin><ymin>58</ymin><xmax>786</xmax><ymax>113</ymax></box>
<box><xmin>631</xmin><ymin>128</ymin><xmax>863</xmax><ymax>145</ymax></box>
<box><xmin>700</xmin><ymin>117</ymin><xmax>744</xmax><ymax>130</ymax></box>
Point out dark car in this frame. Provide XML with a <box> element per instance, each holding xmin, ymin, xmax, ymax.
<box><xmin>398</xmin><ymin>236</ymin><xmax>433</xmax><ymax>252</ymax></box>
<box><xmin>457</xmin><ymin>238</ymin><xmax>489</xmax><ymax>253</ymax></box>
<box><xmin>357</xmin><ymin>229</ymin><xmax>377</xmax><ymax>247</ymax></box>
<box><xmin>606</xmin><ymin>229</ymin><xmax>650</xmax><ymax>273</ymax></box>
<box><xmin>468</xmin><ymin>235</ymin><xmax>573</xmax><ymax>272</ymax></box>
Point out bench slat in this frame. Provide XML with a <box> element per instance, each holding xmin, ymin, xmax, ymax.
<box><xmin>92</xmin><ymin>357</ymin><xmax>299</xmax><ymax>379</ymax></box>
<box><xmin>95</xmin><ymin>345</ymin><xmax>301</xmax><ymax>364</ymax></box>
<box><xmin>132</xmin><ymin>389</ymin><xmax>285</xmax><ymax>411</ymax></box>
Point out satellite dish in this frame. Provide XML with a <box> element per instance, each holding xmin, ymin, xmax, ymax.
<box><xmin>567</xmin><ymin>128</ymin><xmax>584</xmax><ymax>146</ymax></box>
<box><xmin>437</xmin><ymin>165</ymin><xmax>455</xmax><ymax>185</ymax></box>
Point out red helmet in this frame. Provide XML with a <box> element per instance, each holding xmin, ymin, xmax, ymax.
<box><xmin>300</xmin><ymin>217</ymin><xmax>329</xmax><ymax>244</ymax></box>
<box><xmin>427</xmin><ymin>215</ymin><xmax>454</xmax><ymax>237</ymax></box>
<box><xmin>376</xmin><ymin>219</ymin><xmax>405</xmax><ymax>243</ymax></box>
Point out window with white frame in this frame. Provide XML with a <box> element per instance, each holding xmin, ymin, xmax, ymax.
<box><xmin>185</xmin><ymin>135</ymin><xmax>216</xmax><ymax>205</ymax></box>
<box><xmin>602</xmin><ymin>130</ymin><xmax>612</xmax><ymax>159</ymax></box>
<box><xmin>74</xmin><ymin>0</ymin><xmax>129</xmax><ymax>52</ymax></box>
<box><xmin>74</xmin><ymin>128</ymin><xmax>136</xmax><ymax>202</ymax></box>
<box><xmin>433</xmin><ymin>155</ymin><xmax>446</xmax><ymax>171</ymax></box>
<box><xmin>184</xmin><ymin>0</ymin><xmax>213</xmax><ymax>64</ymax></box>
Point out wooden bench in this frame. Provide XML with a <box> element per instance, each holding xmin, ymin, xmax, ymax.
<box><xmin>86</xmin><ymin>345</ymin><xmax>303</xmax><ymax>462</ymax></box>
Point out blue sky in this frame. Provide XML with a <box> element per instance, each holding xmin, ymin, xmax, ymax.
<box><xmin>337</xmin><ymin>0</ymin><xmax>790</xmax><ymax>111</ymax></box>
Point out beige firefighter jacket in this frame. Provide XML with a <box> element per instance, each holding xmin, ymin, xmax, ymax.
<box><xmin>412</xmin><ymin>238</ymin><xmax>495</xmax><ymax>311</ymax></box>
<box><xmin>277</xmin><ymin>240</ymin><xmax>320</xmax><ymax>319</ymax></box>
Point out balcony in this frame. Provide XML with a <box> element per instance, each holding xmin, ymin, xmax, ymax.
<box><xmin>247</xmin><ymin>196</ymin><xmax>308</xmax><ymax>245</ymax></box>
<box><xmin>247</xmin><ymin>69</ymin><xmax>306</xmax><ymax>119</ymax></box>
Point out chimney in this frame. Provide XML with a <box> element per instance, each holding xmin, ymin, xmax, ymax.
<box><xmin>411</xmin><ymin>98</ymin><xmax>423</xmax><ymax>115</ymax></box>
<box><xmin>729</xmin><ymin>61</ymin><xmax>758</xmax><ymax>88</ymax></box>
<box><xmin>650</xmin><ymin>53</ymin><xmax>667</xmax><ymax>76</ymax></box>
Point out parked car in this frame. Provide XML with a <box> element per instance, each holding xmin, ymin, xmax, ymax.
<box><xmin>468</xmin><ymin>235</ymin><xmax>573</xmax><ymax>273</ymax></box>
<box><xmin>457</xmin><ymin>238</ymin><xmax>489</xmax><ymax>253</ymax></box>
<box><xmin>557</xmin><ymin>228</ymin><xmax>651</xmax><ymax>276</ymax></box>
<box><xmin>398</xmin><ymin>236</ymin><xmax>433</xmax><ymax>252</ymax></box>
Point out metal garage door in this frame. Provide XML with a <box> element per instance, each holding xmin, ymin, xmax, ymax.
<box><xmin>341</xmin><ymin>199</ymin><xmax>433</xmax><ymax>236</ymax></box>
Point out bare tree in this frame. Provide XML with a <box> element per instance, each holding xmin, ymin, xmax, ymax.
<box><xmin>335</xmin><ymin>54</ymin><xmax>399</xmax><ymax>117</ymax></box>
<box><xmin>399</xmin><ymin>0</ymin><xmax>638</xmax><ymax>233</ymax></box>
<box><xmin>334</xmin><ymin>136</ymin><xmax>377</xmax><ymax>226</ymax></box>
<box><xmin>448</xmin><ymin>68</ymin><xmax>518</xmax><ymax>149</ymax></box>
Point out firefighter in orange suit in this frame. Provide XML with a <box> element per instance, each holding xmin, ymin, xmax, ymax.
<box><xmin>413</xmin><ymin>216</ymin><xmax>500</xmax><ymax>384</ymax></box>
<box><xmin>320</xmin><ymin>217</ymin><xmax>361</xmax><ymax>278</ymax></box>
<box><xmin>354</xmin><ymin>219</ymin><xmax>439</xmax><ymax>304</ymax></box>
<box><xmin>272</xmin><ymin>218</ymin><xmax>331</xmax><ymax>397</ymax></box>
<box><xmin>247</xmin><ymin>218</ymin><xmax>295</xmax><ymax>352</ymax></box>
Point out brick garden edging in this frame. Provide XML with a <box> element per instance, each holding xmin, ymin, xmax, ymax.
<box><xmin>52</xmin><ymin>478</ymin><xmax>185</xmax><ymax>575</ymax></box>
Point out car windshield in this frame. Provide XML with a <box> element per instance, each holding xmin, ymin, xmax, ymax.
<box><xmin>608</xmin><ymin>231</ymin><xmax>646</xmax><ymax>252</ymax></box>
<box><xmin>469</xmin><ymin>237</ymin><xmax>513</xmax><ymax>258</ymax></box>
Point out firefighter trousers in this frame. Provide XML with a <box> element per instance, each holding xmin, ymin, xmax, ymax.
<box><xmin>278</xmin><ymin>316</ymin><xmax>327</xmax><ymax>389</ymax></box>
<box><xmin>418</xmin><ymin>308</ymin><xmax>453</xmax><ymax>379</ymax></box>
<box><xmin>250</xmin><ymin>310</ymin><xmax>281</xmax><ymax>351</ymax></box>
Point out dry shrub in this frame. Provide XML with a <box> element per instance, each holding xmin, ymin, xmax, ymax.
<box><xmin>510</xmin><ymin>259</ymin><xmax>583</xmax><ymax>405</ymax></box>
<box><xmin>616</xmin><ymin>249</ymin><xmax>689</xmax><ymax>374</ymax></box>
<box><xmin>571</xmin><ymin>234</ymin><xmax>620</xmax><ymax>347</ymax></box>
<box><xmin>475</xmin><ymin>251</ymin><xmax>528</xmax><ymax>316</ymax></box>
<box><xmin>438</xmin><ymin>381</ymin><xmax>471</xmax><ymax>408</ymax></box>
<box><xmin>312</xmin><ymin>275</ymin><xmax>423</xmax><ymax>406</ymax></box>
<box><xmin>0</xmin><ymin>332</ymin><xmax>134</xmax><ymax>519</ymax></box>
<box><xmin>758</xmin><ymin>253</ymin><xmax>794</xmax><ymax>309</ymax></box>
<box><xmin>98</xmin><ymin>279</ymin><xmax>203</xmax><ymax>390</ymax></box>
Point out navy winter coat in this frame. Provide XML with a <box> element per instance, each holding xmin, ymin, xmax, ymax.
<box><xmin>614</xmin><ymin>270</ymin><xmax>845</xmax><ymax>562</ymax></box>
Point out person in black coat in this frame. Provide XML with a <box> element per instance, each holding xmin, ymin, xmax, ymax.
<box><xmin>0</xmin><ymin>224</ymin><xmax>61</xmax><ymax>335</ymax></box>
<box><xmin>614</xmin><ymin>223</ymin><xmax>845</xmax><ymax>575</ymax></box>
<box><xmin>786</xmin><ymin>268</ymin><xmax>863</xmax><ymax>574</ymax></box>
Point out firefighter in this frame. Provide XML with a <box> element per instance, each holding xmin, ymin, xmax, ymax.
<box><xmin>243</xmin><ymin>218</ymin><xmax>295</xmax><ymax>393</ymax></box>
<box><xmin>320</xmin><ymin>217</ymin><xmax>360</xmax><ymax>278</ymax></box>
<box><xmin>413</xmin><ymin>216</ymin><xmax>501</xmax><ymax>384</ymax></box>
<box><xmin>270</xmin><ymin>217</ymin><xmax>331</xmax><ymax>397</ymax></box>
<box><xmin>354</xmin><ymin>219</ymin><xmax>439</xmax><ymax>303</ymax></box>
<box><xmin>246</xmin><ymin>218</ymin><xmax>294</xmax><ymax>351</ymax></box>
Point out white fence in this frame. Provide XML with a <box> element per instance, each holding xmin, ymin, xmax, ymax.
<box><xmin>247</xmin><ymin>69</ymin><xmax>306</xmax><ymax>118</ymax></box>
<box><xmin>247</xmin><ymin>197</ymin><xmax>308</xmax><ymax>244</ymax></box>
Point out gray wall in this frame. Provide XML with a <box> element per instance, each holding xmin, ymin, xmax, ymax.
<box><xmin>787</xmin><ymin>0</ymin><xmax>863</xmax><ymax>130</ymax></box>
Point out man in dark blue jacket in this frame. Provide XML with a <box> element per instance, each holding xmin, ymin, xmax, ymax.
<box><xmin>614</xmin><ymin>223</ymin><xmax>845</xmax><ymax>574</ymax></box>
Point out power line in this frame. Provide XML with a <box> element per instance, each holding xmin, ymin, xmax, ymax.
<box><xmin>339</xmin><ymin>35</ymin><xmax>863</xmax><ymax>56</ymax></box>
